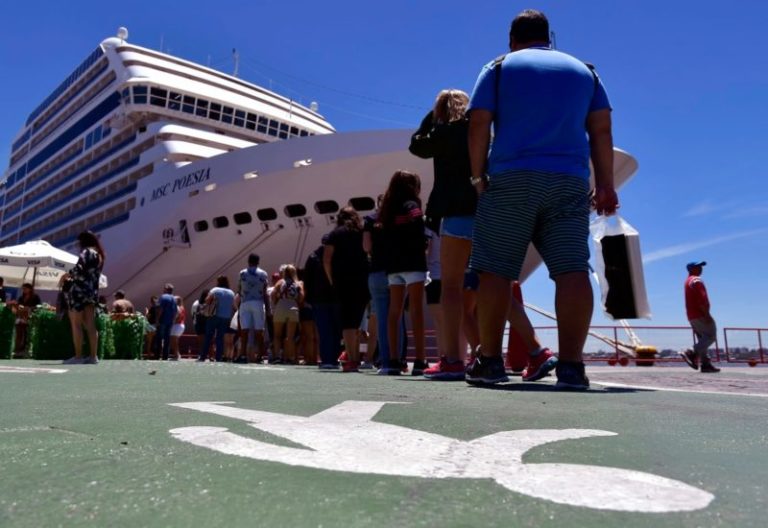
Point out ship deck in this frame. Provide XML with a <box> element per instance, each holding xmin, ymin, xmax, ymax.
<box><xmin>1</xmin><ymin>360</ymin><xmax>766</xmax><ymax>527</ymax></box>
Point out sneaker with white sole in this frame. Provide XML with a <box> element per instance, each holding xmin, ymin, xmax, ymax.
<box><xmin>423</xmin><ymin>356</ymin><xmax>465</xmax><ymax>381</ymax></box>
<box><xmin>465</xmin><ymin>355</ymin><xmax>509</xmax><ymax>385</ymax></box>
<box><xmin>555</xmin><ymin>361</ymin><xmax>590</xmax><ymax>390</ymax></box>
<box><xmin>62</xmin><ymin>356</ymin><xmax>85</xmax><ymax>365</ymax></box>
<box><xmin>680</xmin><ymin>349</ymin><xmax>699</xmax><ymax>370</ymax></box>
<box><xmin>522</xmin><ymin>348</ymin><xmax>558</xmax><ymax>382</ymax></box>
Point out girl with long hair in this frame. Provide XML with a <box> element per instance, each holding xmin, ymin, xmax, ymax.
<box><xmin>323</xmin><ymin>206</ymin><xmax>369</xmax><ymax>372</ymax></box>
<box><xmin>379</xmin><ymin>170</ymin><xmax>428</xmax><ymax>375</ymax></box>
<box><xmin>63</xmin><ymin>231</ymin><xmax>105</xmax><ymax>364</ymax></box>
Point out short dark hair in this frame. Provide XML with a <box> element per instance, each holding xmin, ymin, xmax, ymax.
<box><xmin>164</xmin><ymin>283</ymin><xmax>174</xmax><ymax>293</ymax></box>
<box><xmin>216</xmin><ymin>275</ymin><xmax>230</xmax><ymax>288</ymax></box>
<box><xmin>115</xmin><ymin>289</ymin><xmax>126</xmax><ymax>299</ymax></box>
<box><xmin>509</xmin><ymin>9</ymin><xmax>550</xmax><ymax>46</ymax></box>
<box><xmin>22</xmin><ymin>282</ymin><xmax>33</xmax><ymax>290</ymax></box>
<box><xmin>248</xmin><ymin>253</ymin><xmax>260</xmax><ymax>266</ymax></box>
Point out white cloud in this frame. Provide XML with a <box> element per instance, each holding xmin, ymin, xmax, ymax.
<box><xmin>643</xmin><ymin>228</ymin><xmax>768</xmax><ymax>264</ymax></box>
<box><xmin>722</xmin><ymin>205</ymin><xmax>768</xmax><ymax>219</ymax></box>
<box><xmin>681</xmin><ymin>199</ymin><xmax>738</xmax><ymax>218</ymax></box>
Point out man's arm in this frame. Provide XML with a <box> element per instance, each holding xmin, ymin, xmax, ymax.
<box><xmin>586</xmin><ymin>108</ymin><xmax>617</xmax><ymax>215</ymax></box>
<box><xmin>468</xmin><ymin>109</ymin><xmax>493</xmax><ymax>194</ymax></box>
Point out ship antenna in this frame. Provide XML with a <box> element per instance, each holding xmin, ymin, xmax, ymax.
<box><xmin>550</xmin><ymin>30</ymin><xmax>557</xmax><ymax>49</ymax></box>
<box><xmin>232</xmin><ymin>48</ymin><xmax>240</xmax><ymax>78</ymax></box>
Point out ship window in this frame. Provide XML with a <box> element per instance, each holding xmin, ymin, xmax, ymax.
<box><xmin>280</xmin><ymin>123</ymin><xmax>289</xmax><ymax>132</ymax></box>
<box><xmin>235</xmin><ymin>110</ymin><xmax>245</xmax><ymax>119</ymax></box>
<box><xmin>85</xmin><ymin>134</ymin><xmax>93</xmax><ymax>149</ymax></box>
<box><xmin>213</xmin><ymin>216</ymin><xmax>229</xmax><ymax>228</ymax></box>
<box><xmin>194</xmin><ymin>220</ymin><xmax>209</xmax><ymax>232</ymax></box>
<box><xmin>349</xmin><ymin>196</ymin><xmax>375</xmax><ymax>212</ymax></box>
<box><xmin>182</xmin><ymin>95</ymin><xmax>195</xmax><ymax>114</ymax></box>
<box><xmin>300</xmin><ymin>130</ymin><xmax>309</xmax><ymax>137</ymax></box>
<box><xmin>209</xmin><ymin>102</ymin><xmax>221</xmax><ymax>120</ymax></box>
<box><xmin>257</xmin><ymin>208</ymin><xmax>278</xmax><ymax>221</ymax></box>
<box><xmin>196</xmin><ymin>99</ymin><xmax>208</xmax><ymax>117</ymax></box>
<box><xmin>233</xmin><ymin>212</ymin><xmax>252</xmax><ymax>225</ymax></box>
<box><xmin>150</xmin><ymin>87</ymin><xmax>167</xmax><ymax>107</ymax></box>
<box><xmin>246</xmin><ymin>112</ymin><xmax>257</xmax><ymax>123</ymax></box>
<box><xmin>284</xmin><ymin>204</ymin><xmax>307</xmax><ymax>218</ymax></box>
<box><xmin>221</xmin><ymin>106</ymin><xmax>233</xmax><ymax>124</ymax></box>
<box><xmin>245</xmin><ymin>121</ymin><xmax>255</xmax><ymax>131</ymax></box>
<box><xmin>268</xmin><ymin>119</ymin><xmax>279</xmax><ymax>134</ymax></box>
<box><xmin>168</xmin><ymin>92</ymin><xmax>182</xmax><ymax>110</ymax></box>
<box><xmin>290</xmin><ymin>126</ymin><xmax>299</xmax><ymax>137</ymax></box>
<box><xmin>93</xmin><ymin>126</ymin><xmax>102</xmax><ymax>143</ymax></box>
<box><xmin>314</xmin><ymin>200</ymin><xmax>339</xmax><ymax>215</ymax></box>
<box><xmin>257</xmin><ymin>117</ymin><xmax>268</xmax><ymax>133</ymax></box>
<box><xmin>133</xmin><ymin>85</ymin><xmax>147</xmax><ymax>104</ymax></box>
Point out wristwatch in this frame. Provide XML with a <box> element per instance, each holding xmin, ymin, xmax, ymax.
<box><xmin>470</xmin><ymin>176</ymin><xmax>484</xmax><ymax>186</ymax></box>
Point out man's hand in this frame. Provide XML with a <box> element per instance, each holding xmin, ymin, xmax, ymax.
<box><xmin>593</xmin><ymin>186</ymin><xmax>619</xmax><ymax>216</ymax></box>
<box><xmin>472</xmin><ymin>177</ymin><xmax>488</xmax><ymax>195</ymax></box>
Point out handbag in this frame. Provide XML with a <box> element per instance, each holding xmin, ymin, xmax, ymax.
<box><xmin>590</xmin><ymin>214</ymin><xmax>651</xmax><ymax>320</ymax></box>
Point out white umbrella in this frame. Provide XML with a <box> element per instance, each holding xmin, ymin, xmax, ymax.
<box><xmin>0</xmin><ymin>240</ymin><xmax>108</xmax><ymax>291</ymax></box>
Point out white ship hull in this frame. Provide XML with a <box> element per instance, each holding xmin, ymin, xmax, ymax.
<box><xmin>98</xmin><ymin>128</ymin><xmax>638</xmax><ymax>309</ymax></box>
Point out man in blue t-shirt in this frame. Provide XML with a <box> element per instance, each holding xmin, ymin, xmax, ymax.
<box><xmin>237</xmin><ymin>253</ymin><xmax>270</xmax><ymax>363</ymax></box>
<box><xmin>156</xmin><ymin>283</ymin><xmax>178</xmax><ymax>360</ymax></box>
<box><xmin>466</xmin><ymin>9</ymin><xmax>618</xmax><ymax>390</ymax></box>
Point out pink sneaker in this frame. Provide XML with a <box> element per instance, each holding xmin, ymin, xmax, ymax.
<box><xmin>522</xmin><ymin>348</ymin><xmax>558</xmax><ymax>382</ymax></box>
<box><xmin>423</xmin><ymin>356</ymin><xmax>465</xmax><ymax>381</ymax></box>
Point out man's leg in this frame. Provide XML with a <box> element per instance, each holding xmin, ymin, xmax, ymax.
<box><xmin>476</xmin><ymin>272</ymin><xmax>511</xmax><ymax>358</ymax></box>
<box><xmin>553</xmin><ymin>271</ymin><xmax>593</xmax><ymax>363</ymax></box>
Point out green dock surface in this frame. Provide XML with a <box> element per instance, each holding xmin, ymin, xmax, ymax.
<box><xmin>1</xmin><ymin>360</ymin><xmax>766</xmax><ymax>527</ymax></box>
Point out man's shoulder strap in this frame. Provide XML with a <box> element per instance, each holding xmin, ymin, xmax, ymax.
<box><xmin>583</xmin><ymin>61</ymin><xmax>599</xmax><ymax>95</ymax></box>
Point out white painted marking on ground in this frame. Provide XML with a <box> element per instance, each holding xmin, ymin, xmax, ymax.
<box><xmin>235</xmin><ymin>365</ymin><xmax>286</xmax><ymax>371</ymax></box>
<box><xmin>594</xmin><ymin>380</ymin><xmax>768</xmax><ymax>398</ymax></box>
<box><xmin>0</xmin><ymin>366</ymin><xmax>67</xmax><ymax>374</ymax></box>
<box><xmin>169</xmin><ymin>400</ymin><xmax>714</xmax><ymax>513</ymax></box>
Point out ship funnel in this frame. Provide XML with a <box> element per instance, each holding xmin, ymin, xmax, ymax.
<box><xmin>117</xmin><ymin>27</ymin><xmax>129</xmax><ymax>41</ymax></box>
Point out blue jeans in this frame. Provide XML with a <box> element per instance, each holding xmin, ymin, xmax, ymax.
<box><xmin>368</xmin><ymin>271</ymin><xmax>405</xmax><ymax>368</ymax></box>
<box><xmin>313</xmin><ymin>302</ymin><xmax>342</xmax><ymax>366</ymax></box>
<box><xmin>154</xmin><ymin>323</ymin><xmax>173</xmax><ymax>360</ymax></box>
<box><xmin>200</xmin><ymin>316</ymin><xmax>230</xmax><ymax>361</ymax></box>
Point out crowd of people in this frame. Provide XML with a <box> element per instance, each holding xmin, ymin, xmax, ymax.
<box><xmin>3</xmin><ymin>10</ymin><xmax>724</xmax><ymax>384</ymax></box>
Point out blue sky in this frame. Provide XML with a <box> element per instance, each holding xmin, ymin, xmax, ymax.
<box><xmin>1</xmin><ymin>0</ymin><xmax>767</xmax><ymax>331</ymax></box>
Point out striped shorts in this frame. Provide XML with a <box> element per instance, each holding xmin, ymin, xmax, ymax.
<box><xmin>469</xmin><ymin>170</ymin><xmax>591</xmax><ymax>280</ymax></box>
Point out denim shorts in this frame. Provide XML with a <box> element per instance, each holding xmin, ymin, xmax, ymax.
<box><xmin>440</xmin><ymin>215</ymin><xmax>474</xmax><ymax>240</ymax></box>
<box><xmin>388</xmin><ymin>271</ymin><xmax>427</xmax><ymax>286</ymax></box>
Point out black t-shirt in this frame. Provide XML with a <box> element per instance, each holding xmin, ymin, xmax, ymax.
<box><xmin>0</xmin><ymin>287</ymin><xmax>6</xmax><ymax>303</ymax></box>
<box><xmin>363</xmin><ymin>214</ymin><xmax>387</xmax><ymax>273</ymax></box>
<box><xmin>326</xmin><ymin>226</ymin><xmax>368</xmax><ymax>286</ymax></box>
<box><xmin>383</xmin><ymin>200</ymin><xmax>427</xmax><ymax>274</ymax></box>
<box><xmin>19</xmin><ymin>294</ymin><xmax>42</xmax><ymax>308</ymax></box>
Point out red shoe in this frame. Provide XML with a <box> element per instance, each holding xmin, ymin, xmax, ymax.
<box><xmin>424</xmin><ymin>356</ymin><xmax>465</xmax><ymax>381</ymax></box>
<box><xmin>342</xmin><ymin>361</ymin><xmax>360</xmax><ymax>373</ymax></box>
<box><xmin>522</xmin><ymin>348</ymin><xmax>558</xmax><ymax>382</ymax></box>
<box><xmin>338</xmin><ymin>351</ymin><xmax>348</xmax><ymax>363</ymax></box>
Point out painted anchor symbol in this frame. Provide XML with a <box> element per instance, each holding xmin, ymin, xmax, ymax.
<box><xmin>169</xmin><ymin>401</ymin><xmax>713</xmax><ymax>513</ymax></box>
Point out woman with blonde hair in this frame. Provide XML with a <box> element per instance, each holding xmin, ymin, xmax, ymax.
<box><xmin>271</xmin><ymin>264</ymin><xmax>303</xmax><ymax>364</ymax></box>
<box><xmin>409</xmin><ymin>89</ymin><xmax>477</xmax><ymax>380</ymax></box>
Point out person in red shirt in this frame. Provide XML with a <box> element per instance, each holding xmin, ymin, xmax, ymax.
<box><xmin>681</xmin><ymin>261</ymin><xmax>720</xmax><ymax>373</ymax></box>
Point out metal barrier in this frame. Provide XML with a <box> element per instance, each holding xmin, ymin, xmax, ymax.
<box><xmin>723</xmin><ymin>327</ymin><xmax>767</xmax><ymax>364</ymax></box>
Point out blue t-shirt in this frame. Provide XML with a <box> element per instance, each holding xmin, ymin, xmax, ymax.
<box><xmin>469</xmin><ymin>47</ymin><xmax>611</xmax><ymax>178</ymax></box>
<box><xmin>210</xmin><ymin>287</ymin><xmax>235</xmax><ymax>319</ymax></box>
<box><xmin>239</xmin><ymin>267</ymin><xmax>268</xmax><ymax>303</ymax></box>
<box><xmin>158</xmin><ymin>293</ymin><xmax>177</xmax><ymax>326</ymax></box>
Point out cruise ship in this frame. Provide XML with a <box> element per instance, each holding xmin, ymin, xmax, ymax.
<box><xmin>1</xmin><ymin>28</ymin><xmax>638</xmax><ymax>308</ymax></box>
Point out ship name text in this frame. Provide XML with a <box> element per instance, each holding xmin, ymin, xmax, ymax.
<box><xmin>151</xmin><ymin>167</ymin><xmax>211</xmax><ymax>201</ymax></box>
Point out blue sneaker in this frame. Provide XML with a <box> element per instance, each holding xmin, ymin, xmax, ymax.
<box><xmin>62</xmin><ymin>357</ymin><xmax>85</xmax><ymax>365</ymax></box>
<box><xmin>465</xmin><ymin>355</ymin><xmax>509</xmax><ymax>385</ymax></box>
<box><xmin>82</xmin><ymin>356</ymin><xmax>99</xmax><ymax>365</ymax></box>
<box><xmin>555</xmin><ymin>361</ymin><xmax>590</xmax><ymax>390</ymax></box>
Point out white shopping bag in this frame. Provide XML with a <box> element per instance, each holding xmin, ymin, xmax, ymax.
<box><xmin>590</xmin><ymin>215</ymin><xmax>651</xmax><ymax>320</ymax></box>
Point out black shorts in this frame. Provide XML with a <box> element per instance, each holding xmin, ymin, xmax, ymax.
<box><xmin>194</xmin><ymin>316</ymin><xmax>208</xmax><ymax>336</ymax></box>
<box><xmin>425</xmin><ymin>279</ymin><xmax>442</xmax><ymax>305</ymax></box>
<box><xmin>299</xmin><ymin>305</ymin><xmax>314</xmax><ymax>322</ymax></box>
<box><xmin>339</xmin><ymin>297</ymin><xmax>368</xmax><ymax>330</ymax></box>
